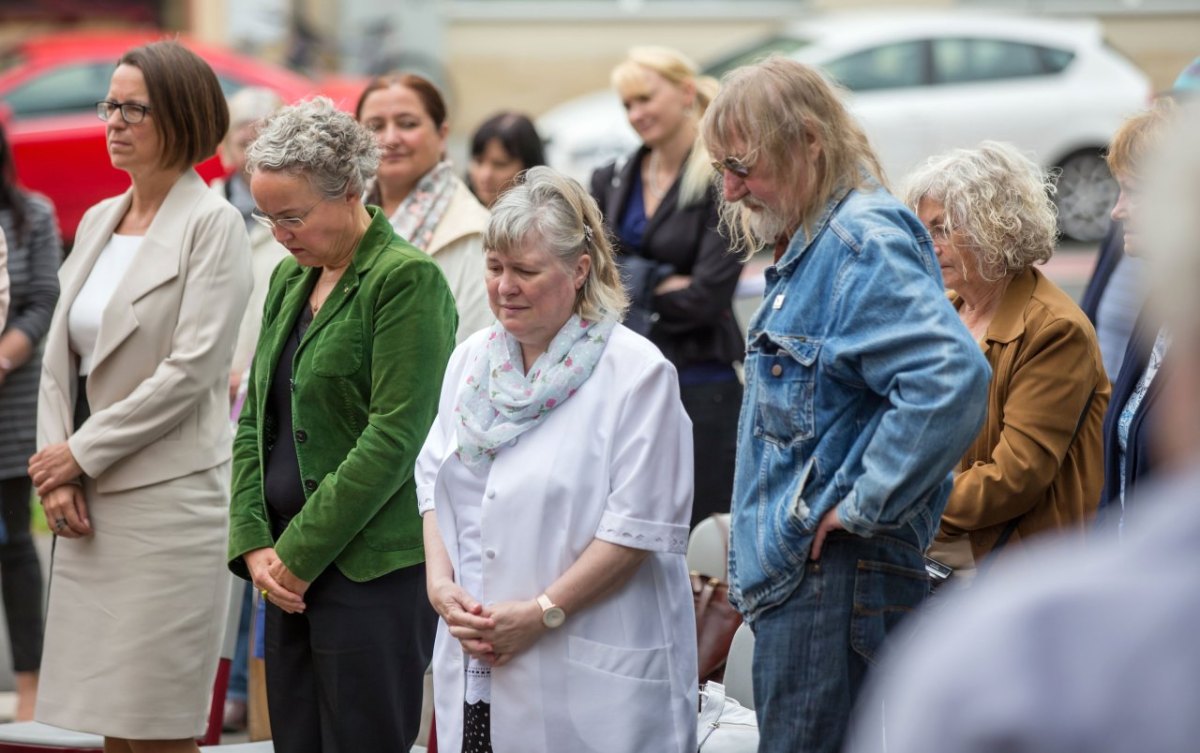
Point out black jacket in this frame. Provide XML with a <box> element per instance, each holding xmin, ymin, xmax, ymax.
<box><xmin>590</xmin><ymin>147</ymin><xmax>743</xmax><ymax>369</ymax></box>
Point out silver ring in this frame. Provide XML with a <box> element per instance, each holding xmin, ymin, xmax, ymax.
<box><xmin>54</xmin><ymin>518</ymin><xmax>67</xmax><ymax>530</ymax></box>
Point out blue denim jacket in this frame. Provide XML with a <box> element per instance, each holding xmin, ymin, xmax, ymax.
<box><xmin>729</xmin><ymin>185</ymin><xmax>991</xmax><ymax>620</ymax></box>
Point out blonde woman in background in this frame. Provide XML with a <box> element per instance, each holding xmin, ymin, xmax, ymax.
<box><xmin>591</xmin><ymin>47</ymin><xmax>743</xmax><ymax>527</ymax></box>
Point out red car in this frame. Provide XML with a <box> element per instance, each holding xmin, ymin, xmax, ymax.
<box><xmin>0</xmin><ymin>30</ymin><xmax>366</xmax><ymax>244</ymax></box>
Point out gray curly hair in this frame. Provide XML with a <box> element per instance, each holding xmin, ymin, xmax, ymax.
<box><xmin>485</xmin><ymin>166</ymin><xmax>628</xmax><ymax>322</ymax></box>
<box><xmin>246</xmin><ymin>97</ymin><xmax>380</xmax><ymax>199</ymax></box>
<box><xmin>904</xmin><ymin>141</ymin><xmax>1058</xmax><ymax>282</ymax></box>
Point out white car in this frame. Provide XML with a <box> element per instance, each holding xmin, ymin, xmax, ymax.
<box><xmin>538</xmin><ymin>12</ymin><xmax>1152</xmax><ymax>242</ymax></box>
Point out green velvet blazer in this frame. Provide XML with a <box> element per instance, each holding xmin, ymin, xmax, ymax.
<box><xmin>228</xmin><ymin>208</ymin><xmax>458</xmax><ymax>583</ymax></box>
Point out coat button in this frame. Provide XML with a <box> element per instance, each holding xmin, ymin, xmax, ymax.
<box><xmin>486</xmin><ymin>489</ymin><xmax>496</xmax><ymax>499</ymax></box>
<box><xmin>295</xmin><ymin>429</ymin><xmax>307</xmax><ymax>443</ymax></box>
<box><xmin>485</xmin><ymin>549</ymin><xmax>496</xmax><ymax>559</ymax></box>
<box><xmin>771</xmin><ymin>364</ymin><xmax>783</xmax><ymax>377</ymax></box>
<box><xmin>304</xmin><ymin>479</ymin><xmax>317</xmax><ymax>492</ymax></box>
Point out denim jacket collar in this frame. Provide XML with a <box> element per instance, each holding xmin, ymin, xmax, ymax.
<box><xmin>774</xmin><ymin>183</ymin><xmax>855</xmax><ymax>276</ymax></box>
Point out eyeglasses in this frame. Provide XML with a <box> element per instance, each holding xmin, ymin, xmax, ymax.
<box><xmin>711</xmin><ymin>156</ymin><xmax>753</xmax><ymax>179</ymax></box>
<box><xmin>96</xmin><ymin>100</ymin><xmax>151</xmax><ymax>124</ymax></box>
<box><xmin>251</xmin><ymin>200</ymin><xmax>323</xmax><ymax>232</ymax></box>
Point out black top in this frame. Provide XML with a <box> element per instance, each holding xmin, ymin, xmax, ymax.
<box><xmin>263</xmin><ymin>303</ymin><xmax>313</xmax><ymax>527</ymax></box>
<box><xmin>591</xmin><ymin>146</ymin><xmax>744</xmax><ymax>372</ymax></box>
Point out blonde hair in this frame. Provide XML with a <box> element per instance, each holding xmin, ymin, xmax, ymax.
<box><xmin>904</xmin><ymin>142</ymin><xmax>1058</xmax><ymax>282</ymax></box>
<box><xmin>1107</xmin><ymin>99</ymin><xmax>1177</xmax><ymax>180</ymax></box>
<box><xmin>702</xmin><ymin>56</ymin><xmax>885</xmax><ymax>256</ymax></box>
<box><xmin>611</xmin><ymin>46</ymin><xmax>719</xmax><ymax>207</ymax></box>
<box><xmin>485</xmin><ymin>166</ymin><xmax>628</xmax><ymax>322</ymax></box>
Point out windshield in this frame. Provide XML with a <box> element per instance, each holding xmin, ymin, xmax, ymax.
<box><xmin>704</xmin><ymin>35</ymin><xmax>812</xmax><ymax>79</ymax></box>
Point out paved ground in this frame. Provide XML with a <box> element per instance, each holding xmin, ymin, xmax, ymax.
<box><xmin>0</xmin><ymin>242</ymin><xmax>1099</xmax><ymax>714</ymax></box>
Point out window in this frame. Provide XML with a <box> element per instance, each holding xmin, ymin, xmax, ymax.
<box><xmin>932</xmin><ymin>38</ymin><xmax>1066</xmax><ymax>84</ymax></box>
<box><xmin>823</xmin><ymin>41</ymin><xmax>927</xmax><ymax>92</ymax></box>
<box><xmin>4</xmin><ymin>63</ymin><xmax>115</xmax><ymax>117</ymax></box>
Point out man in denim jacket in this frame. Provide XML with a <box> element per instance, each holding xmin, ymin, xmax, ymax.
<box><xmin>702</xmin><ymin>58</ymin><xmax>991</xmax><ymax>753</ymax></box>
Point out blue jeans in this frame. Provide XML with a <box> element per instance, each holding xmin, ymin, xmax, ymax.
<box><xmin>751</xmin><ymin>530</ymin><xmax>928</xmax><ymax>753</ymax></box>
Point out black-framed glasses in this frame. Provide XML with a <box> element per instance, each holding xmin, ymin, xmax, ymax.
<box><xmin>711</xmin><ymin>156</ymin><xmax>753</xmax><ymax>179</ymax></box>
<box><xmin>251</xmin><ymin>200</ymin><xmax>323</xmax><ymax>232</ymax></box>
<box><xmin>96</xmin><ymin>100</ymin><xmax>151</xmax><ymax>124</ymax></box>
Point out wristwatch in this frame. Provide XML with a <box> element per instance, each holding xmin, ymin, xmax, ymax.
<box><xmin>536</xmin><ymin>593</ymin><xmax>566</xmax><ymax>629</ymax></box>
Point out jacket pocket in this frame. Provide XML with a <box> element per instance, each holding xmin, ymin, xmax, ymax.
<box><xmin>311</xmin><ymin>320</ymin><xmax>363</xmax><ymax>377</ymax></box>
<box><xmin>750</xmin><ymin>333</ymin><xmax>820</xmax><ymax>447</ymax></box>
<box><xmin>565</xmin><ymin>636</ymin><xmax>672</xmax><ymax>749</ymax></box>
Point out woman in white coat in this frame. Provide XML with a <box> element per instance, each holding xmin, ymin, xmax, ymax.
<box><xmin>416</xmin><ymin>167</ymin><xmax>698</xmax><ymax>753</ymax></box>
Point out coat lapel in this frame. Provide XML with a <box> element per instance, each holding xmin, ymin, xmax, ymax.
<box><xmin>89</xmin><ymin>171</ymin><xmax>206</xmax><ymax>372</ymax></box>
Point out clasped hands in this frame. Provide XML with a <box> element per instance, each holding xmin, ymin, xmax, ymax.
<box><xmin>29</xmin><ymin>442</ymin><xmax>90</xmax><ymax>537</ymax></box>
<box><xmin>430</xmin><ymin>579</ymin><xmax>543</xmax><ymax>667</ymax></box>
<box><xmin>245</xmin><ymin>547</ymin><xmax>310</xmax><ymax>614</ymax></box>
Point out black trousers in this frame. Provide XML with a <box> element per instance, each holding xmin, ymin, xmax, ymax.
<box><xmin>680</xmin><ymin>378</ymin><xmax>743</xmax><ymax>529</ymax></box>
<box><xmin>265</xmin><ymin>562</ymin><xmax>436</xmax><ymax>753</ymax></box>
<box><xmin>0</xmin><ymin>475</ymin><xmax>44</xmax><ymax>672</ymax></box>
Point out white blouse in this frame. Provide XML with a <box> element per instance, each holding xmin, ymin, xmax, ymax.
<box><xmin>68</xmin><ymin>234</ymin><xmax>141</xmax><ymax>376</ymax></box>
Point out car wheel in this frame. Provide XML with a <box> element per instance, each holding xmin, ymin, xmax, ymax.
<box><xmin>1054</xmin><ymin>149</ymin><xmax>1119</xmax><ymax>243</ymax></box>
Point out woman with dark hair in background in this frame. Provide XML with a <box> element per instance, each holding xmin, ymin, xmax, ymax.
<box><xmin>591</xmin><ymin>46</ymin><xmax>743</xmax><ymax>528</ymax></box>
<box><xmin>357</xmin><ymin>73</ymin><xmax>492</xmax><ymax>342</ymax></box>
<box><xmin>29</xmin><ymin>40</ymin><xmax>250</xmax><ymax>751</ymax></box>
<box><xmin>467</xmin><ymin>111</ymin><xmax>545</xmax><ymax>208</ymax></box>
<box><xmin>0</xmin><ymin>118</ymin><xmax>60</xmax><ymax>721</ymax></box>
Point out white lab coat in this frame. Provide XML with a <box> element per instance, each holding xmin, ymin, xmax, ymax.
<box><xmin>416</xmin><ymin>324</ymin><xmax>699</xmax><ymax>753</ymax></box>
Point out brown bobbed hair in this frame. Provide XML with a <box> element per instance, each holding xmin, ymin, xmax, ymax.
<box><xmin>118</xmin><ymin>41</ymin><xmax>229</xmax><ymax>171</ymax></box>
<box><xmin>354</xmin><ymin>73</ymin><xmax>448</xmax><ymax>128</ymax></box>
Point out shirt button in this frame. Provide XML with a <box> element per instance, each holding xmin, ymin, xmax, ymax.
<box><xmin>304</xmin><ymin>479</ymin><xmax>317</xmax><ymax>492</ymax></box>
<box><xmin>771</xmin><ymin>364</ymin><xmax>783</xmax><ymax>377</ymax></box>
<box><xmin>485</xmin><ymin>549</ymin><xmax>496</xmax><ymax>559</ymax></box>
<box><xmin>486</xmin><ymin>489</ymin><xmax>496</xmax><ymax>499</ymax></box>
<box><xmin>295</xmin><ymin>429</ymin><xmax>307</xmax><ymax>443</ymax></box>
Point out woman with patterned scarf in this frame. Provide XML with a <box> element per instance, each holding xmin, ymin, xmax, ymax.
<box><xmin>416</xmin><ymin>167</ymin><xmax>699</xmax><ymax>753</ymax></box>
<box><xmin>357</xmin><ymin>73</ymin><xmax>492</xmax><ymax>343</ymax></box>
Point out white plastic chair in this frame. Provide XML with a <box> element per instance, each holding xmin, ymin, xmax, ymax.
<box><xmin>722</xmin><ymin>622</ymin><xmax>756</xmax><ymax>711</ymax></box>
<box><xmin>687</xmin><ymin>513</ymin><xmax>731</xmax><ymax>579</ymax></box>
<box><xmin>0</xmin><ymin>573</ymin><xmax>245</xmax><ymax>752</ymax></box>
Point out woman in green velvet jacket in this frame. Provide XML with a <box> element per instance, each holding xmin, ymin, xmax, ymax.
<box><xmin>227</xmin><ymin>97</ymin><xmax>457</xmax><ymax>753</ymax></box>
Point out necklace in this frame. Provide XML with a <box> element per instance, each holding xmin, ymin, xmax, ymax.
<box><xmin>646</xmin><ymin>150</ymin><xmax>670</xmax><ymax>200</ymax></box>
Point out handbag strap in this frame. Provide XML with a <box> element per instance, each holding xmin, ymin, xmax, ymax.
<box><xmin>698</xmin><ymin>681</ymin><xmax>728</xmax><ymax>747</ymax></box>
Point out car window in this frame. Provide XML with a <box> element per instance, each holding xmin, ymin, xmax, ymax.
<box><xmin>703</xmin><ymin>35</ymin><xmax>813</xmax><ymax>79</ymax></box>
<box><xmin>823</xmin><ymin>41</ymin><xmax>927</xmax><ymax>92</ymax></box>
<box><xmin>5</xmin><ymin>62</ymin><xmax>114</xmax><ymax>117</ymax></box>
<box><xmin>933</xmin><ymin>38</ymin><xmax>1061</xmax><ymax>84</ymax></box>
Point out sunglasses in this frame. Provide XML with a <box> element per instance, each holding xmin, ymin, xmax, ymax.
<box><xmin>711</xmin><ymin>156</ymin><xmax>753</xmax><ymax>179</ymax></box>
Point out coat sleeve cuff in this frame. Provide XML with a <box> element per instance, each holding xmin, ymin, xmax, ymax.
<box><xmin>595</xmin><ymin>510</ymin><xmax>689</xmax><ymax>554</ymax></box>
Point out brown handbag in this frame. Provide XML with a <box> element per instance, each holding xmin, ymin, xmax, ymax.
<box><xmin>692</xmin><ymin>514</ymin><xmax>744</xmax><ymax>683</ymax></box>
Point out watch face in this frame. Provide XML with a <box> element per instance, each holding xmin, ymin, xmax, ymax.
<box><xmin>542</xmin><ymin>606</ymin><xmax>566</xmax><ymax>629</ymax></box>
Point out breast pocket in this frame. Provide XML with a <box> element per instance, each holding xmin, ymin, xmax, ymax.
<box><xmin>310</xmin><ymin>320</ymin><xmax>363</xmax><ymax>377</ymax></box>
<box><xmin>750</xmin><ymin>332</ymin><xmax>821</xmax><ymax>447</ymax></box>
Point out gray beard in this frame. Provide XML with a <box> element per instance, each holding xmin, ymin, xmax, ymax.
<box><xmin>746</xmin><ymin>205</ymin><xmax>791</xmax><ymax>246</ymax></box>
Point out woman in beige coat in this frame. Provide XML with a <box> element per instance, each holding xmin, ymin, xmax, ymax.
<box><xmin>356</xmin><ymin>73</ymin><xmax>492</xmax><ymax>343</ymax></box>
<box><xmin>28</xmin><ymin>41</ymin><xmax>250</xmax><ymax>752</ymax></box>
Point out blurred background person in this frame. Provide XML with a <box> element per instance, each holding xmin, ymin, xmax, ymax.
<box><xmin>591</xmin><ymin>47</ymin><xmax>742</xmax><ymax>528</ymax></box>
<box><xmin>0</xmin><ymin>118</ymin><xmax>59</xmax><ymax>721</ymax></box>
<box><xmin>213</xmin><ymin>86</ymin><xmax>288</xmax><ymax>403</ymax></box>
<box><xmin>907</xmin><ymin>142</ymin><xmax>1109</xmax><ymax>579</ymax></box>
<box><xmin>467</xmin><ymin>111</ymin><xmax>545</xmax><ymax>209</ymax></box>
<box><xmin>229</xmin><ymin>97</ymin><xmax>457</xmax><ymax>753</ymax></box>
<box><xmin>357</xmin><ymin>73</ymin><xmax>492</xmax><ymax>342</ymax></box>
<box><xmin>1099</xmin><ymin>100</ymin><xmax>1177</xmax><ymax>528</ymax></box>
<box><xmin>417</xmin><ymin>166</ymin><xmax>697</xmax><ymax>753</ymax></box>
<box><xmin>846</xmin><ymin>104</ymin><xmax>1200</xmax><ymax>753</ymax></box>
<box><xmin>28</xmin><ymin>41</ymin><xmax>250</xmax><ymax>751</ymax></box>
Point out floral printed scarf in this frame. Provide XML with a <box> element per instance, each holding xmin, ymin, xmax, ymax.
<box><xmin>386</xmin><ymin>160</ymin><xmax>457</xmax><ymax>251</ymax></box>
<box><xmin>454</xmin><ymin>315</ymin><xmax>617</xmax><ymax>468</ymax></box>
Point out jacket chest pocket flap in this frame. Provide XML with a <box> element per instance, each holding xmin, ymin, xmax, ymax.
<box><xmin>750</xmin><ymin>332</ymin><xmax>821</xmax><ymax>447</ymax></box>
<box><xmin>311</xmin><ymin>320</ymin><xmax>363</xmax><ymax>377</ymax></box>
